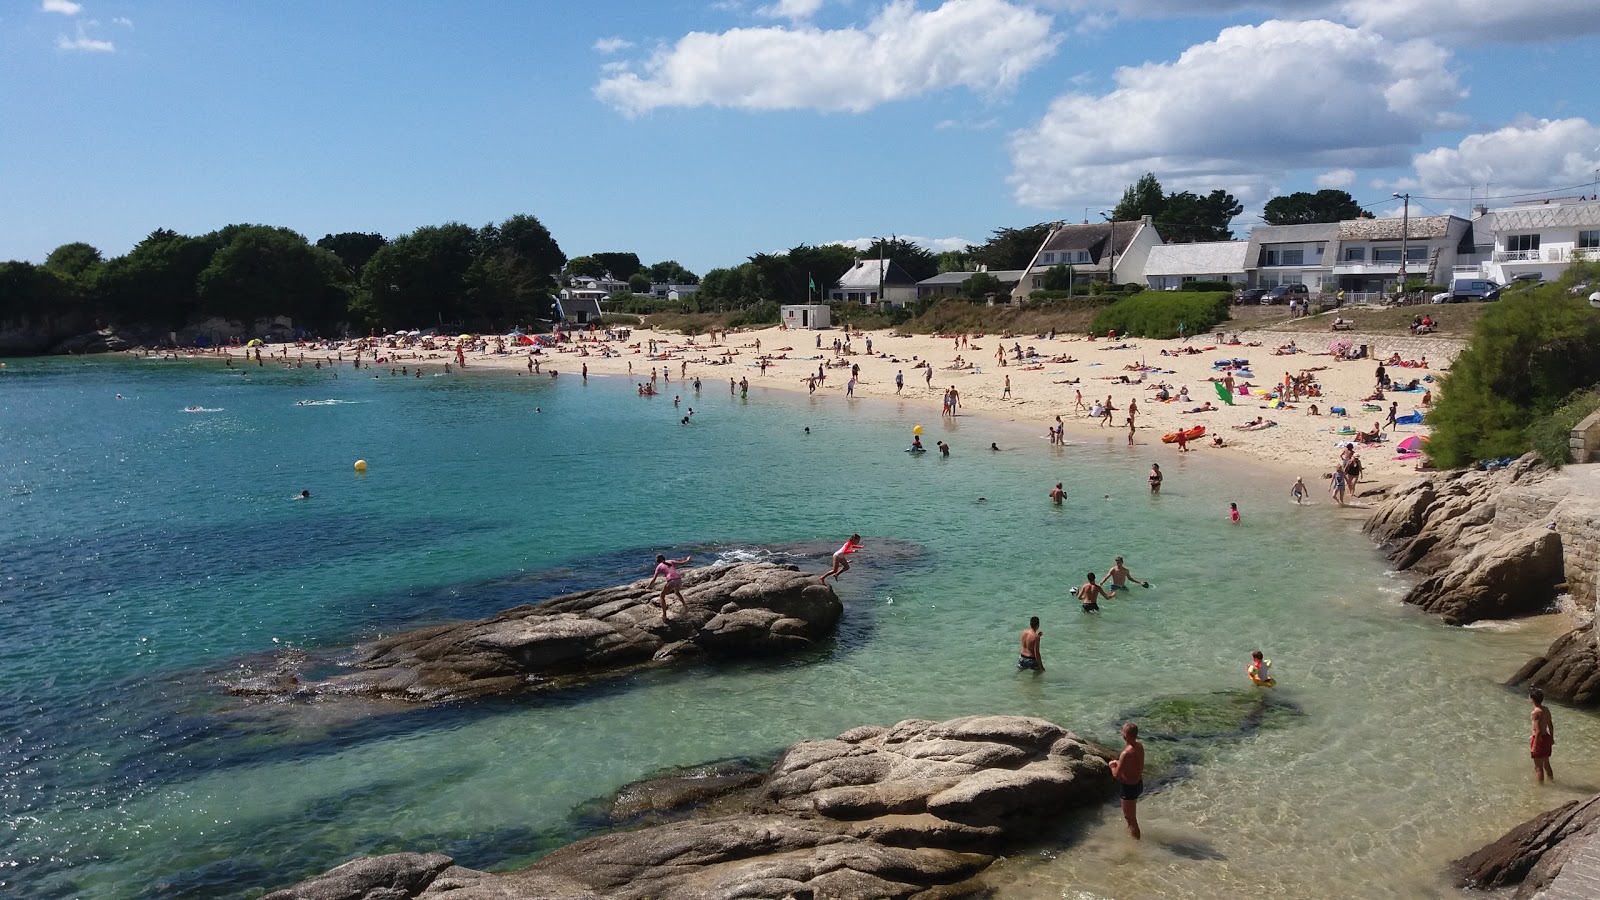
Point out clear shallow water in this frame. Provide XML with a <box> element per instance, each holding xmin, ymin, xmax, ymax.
<box><xmin>1</xmin><ymin>356</ymin><xmax>1595</xmax><ymax>899</ymax></box>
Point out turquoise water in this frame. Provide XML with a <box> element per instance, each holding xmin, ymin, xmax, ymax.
<box><xmin>2</xmin><ymin>356</ymin><xmax>1595</xmax><ymax>899</ymax></box>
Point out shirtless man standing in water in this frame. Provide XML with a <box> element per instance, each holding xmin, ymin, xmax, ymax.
<box><xmin>1101</xmin><ymin>556</ymin><xmax>1148</xmax><ymax>590</ymax></box>
<box><xmin>1049</xmin><ymin>482</ymin><xmax>1065</xmax><ymax>505</ymax></box>
<box><xmin>1077</xmin><ymin>573</ymin><xmax>1113</xmax><ymax>611</ymax></box>
<box><xmin>1109</xmin><ymin>722</ymin><xmax>1145</xmax><ymax>839</ymax></box>
<box><xmin>1018</xmin><ymin>616</ymin><xmax>1044</xmax><ymax>672</ymax></box>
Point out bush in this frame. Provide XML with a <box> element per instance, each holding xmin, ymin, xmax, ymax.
<box><xmin>1425</xmin><ymin>283</ymin><xmax>1600</xmax><ymax>467</ymax></box>
<box><xmin>1528</xmin><ymin>389</ymin><xmax>1600</xmax><ymax>468</ymax></box>
<box><xmin>1181</xmin><ymin>281</ymin><xmax>1236</xmax><ymax>292</ymax></box>
<box><xmin>600</xmin><ymin>313</ymin><xmax>641</xmax><ymax>326</ymax></box>
<box><xmin>1088</xmin><ymin>291</ymin><xmax>1230</xmax><ymax>339</ymax></box>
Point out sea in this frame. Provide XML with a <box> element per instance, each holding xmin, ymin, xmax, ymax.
<box><xmin>1</xmin><ymin>354</ymin><xmax>1595</xmax><ymax>899</ymax></box>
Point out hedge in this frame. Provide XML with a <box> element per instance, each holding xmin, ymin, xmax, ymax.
<box><xmin>1088</xmin><ymin>291</ymin><xmax>1231</xmax><ymax>339</ymax></box>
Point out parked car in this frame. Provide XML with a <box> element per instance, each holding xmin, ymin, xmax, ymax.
<box><xmin>1442</xmin><ymin>277</ymin><xmax>1500</xmax><ymax>303</ymax></box>
<box><xmin>1262</xmin><ymin>284</ymin><xmax>1310</xmax><ymax>305</ymax></box>
<box><xmin>1234</xmin><ymin>287</ymin><xmax>1269</xmax><ymax>305</ymax></box>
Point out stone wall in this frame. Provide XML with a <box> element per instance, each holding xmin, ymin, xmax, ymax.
<box><xmin>1571</xmin><ymin>410</ymin><xmax>1600</xmax><ymax>465</ymax></box>
<box><xmin>1241</xmin><ymin>329</ymin><xmax>1465</xmax><ymax>367</ymax></box>
<box><xmin>1494</xmin><ymin>469</ymin><xmax>1600</xmax><ymax>608</ymax></box>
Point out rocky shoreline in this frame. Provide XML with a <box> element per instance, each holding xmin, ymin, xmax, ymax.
<box><xmin>263</xmin><ymin>715</ymin><xmax>1116</xmax><ymax>900</ymax></box>
<box><xmin>227</xmin><ymin>562</ymin><xmax>842</xmax><ymax>704</ymax></box>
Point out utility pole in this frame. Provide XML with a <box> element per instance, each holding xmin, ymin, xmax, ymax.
<box><xmin>1393</xmin><ymin>192</ymin><xmax>1410</xmax><ymax>298</ymax></box>
<box><xmin>1099</xmin><ymin>212</ymin><xmax>1117</xmax><ymax>287</ymax></box>
<box><xmin>877</xmin><ymin>237</ymin><xmax>885</xmax><ymax>306</ymax></box>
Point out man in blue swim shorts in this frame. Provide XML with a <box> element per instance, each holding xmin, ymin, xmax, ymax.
<box><xmin>1018</xmin><ymin>616</ymin><xmax>1044</xmax><ymax>672</ymax></box>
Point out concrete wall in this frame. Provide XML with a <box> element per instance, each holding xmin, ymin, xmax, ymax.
<box><xmin>1492</xmin><ymin>469</ymin><xmax>1600</xmax><ymax>608</ymax></box>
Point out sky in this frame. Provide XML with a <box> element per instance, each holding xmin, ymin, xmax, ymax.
<box><xmin>4</xmin><ymin>0</ymin><xmax>1600</xmax><ymax>277</ymax></box>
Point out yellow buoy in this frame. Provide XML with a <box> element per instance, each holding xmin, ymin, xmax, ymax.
<box><xmin>353</xmin><ymin>459</ymin><xmax>368</xmax><ymax>472</ymax></box>
<box><xmin>912</xmin><ymin>425</ymin><xmax>923</xmax><ymax>436</ymax></box>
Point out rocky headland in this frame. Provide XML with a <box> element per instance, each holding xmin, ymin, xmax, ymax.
<box><xmin>262</xmin><ymin>715</ymin><xmax>1115</xmax><ymax>900</ymax></box>
<box><xmin>228</xmin><ymin>562</ymin><xmax>842</xmax><ymax>704</ymax></box>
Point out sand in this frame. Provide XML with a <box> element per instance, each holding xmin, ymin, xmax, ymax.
<box><xmin>442</xmin><ymin>321</ymin><xmax>1459</xmax><ymax>488</ymax></box>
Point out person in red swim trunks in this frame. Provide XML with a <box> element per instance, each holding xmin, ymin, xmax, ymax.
<box><xmin>1530</xmin><ymin>688</ymin><xmax>1555</xmax><ymax>784</ymax></box>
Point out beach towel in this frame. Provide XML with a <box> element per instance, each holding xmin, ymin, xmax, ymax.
<box><xmin>1395</xmin><ymin>412</ymin><xmax>1424</xmax><ymax>425</ymax></box>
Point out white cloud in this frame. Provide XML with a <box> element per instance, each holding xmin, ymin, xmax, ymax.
<box><xmin>1008</xmin><ymin>20</ymin><xmax>1464</xmax><ymax>207</ymax></box>
<box><xmin>1340</xmin><ymin>0</ymin><xmax>1600</xmax><ymax>43</ymax></box>
<box><xmin>56</xmin><ymin>22</ymin><xmax>113</xmax><ymax>52</ymax></box>
<box><xmin>1408</xmin><ymin>118</ymin><xmax>1600</xmax><ymax>200</ymax></box>
<box><xmin>757</xmin><ymin>0</ymin><xmax>826</xmax><ymax>19</ymax></box>
<box><xmin>595</xmin><ymin>0</ymin><xmax>1059</xmax><ymax>116</ymax></box>
<box><xmin>1316</xmin><ymin>168</ymin><xmax>1356</xmax><ymax>189</ymax></box>
<box><xmin>41</xmin><ymin>0</ymin><xmax>82</xmax><ymax>14</ymax></box>
<box><xmin>592</xmin><ymin>36</ymin><xmax>633</xmax><ymax>54</ymax></box>
<box><xmin>112</xmin><ymin>16</ymin><xmax>133</xmax><ymax>27</ymax></box>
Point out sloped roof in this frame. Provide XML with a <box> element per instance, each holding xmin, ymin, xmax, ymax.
<box><xmin>1143</xmin><ymin>241</ymin><xmax>1249</xmax><ymax>276</ymax></box>
<box><xmin>1248</xmin><ymin>223</ymin><xmax>1340</xmax><ymax>244</ymax></box>
<box><xmin>556</xmin><ymin>297</ymin><xmax>603</xmax><ymax>319</ymax></box>
<box><xmin>836</xmin><ymin>259</ymin><xmax>918</xmax><ymax>289</ymax></box>
<box><xmin>1491</xmin><ymin>202</ymin><xmax>1600</xmax><ymax>231</ymax></box>
<box><xmin>1037</xmin><ymin>222</ymin><xmax>1138</xmax><ymax>257</ymax></box>
<box><xmin>1338</xmin><ymin>215</ymin><xmax>1462</xmax><ymax>241</ymax></box>
<box><xmin>917</xmin><ymin>269</ymin><xmax>1025</xmax><ymax>286</ymax></box>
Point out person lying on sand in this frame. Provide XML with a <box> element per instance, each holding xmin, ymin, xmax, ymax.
<box><xmin>1182</xmin><ymin>402</ymin><xmax>1217</xmax><ymax>413</ymax></box>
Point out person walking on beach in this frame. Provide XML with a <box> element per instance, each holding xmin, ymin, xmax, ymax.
<box><xmin>821</xmin><ymin>534</ymin><xmax>864</xmax><ymax>584</ymax></box>
<box><xmin>949</xmin><ymin>387</ymin><xmax>961</xmax><ymax>416</ymax></box>
<box><xmin>1148</xmin><ymin>463</ymin><xmax>1163</xmax><ymax>494</ymax></box>
<box><xmin>1077</xmin><ymin>573</ymin><xmax>1113</xmax><ymax>611</ymax></box>
<box><xmin>1386</xmin><ymin>401</ymin><xmax>1399</xmax><ymax>432</ymax></box>
<box><xmin>847</xmin><ymin>376</ymin><xmax>856</xmax><ymax>397</ymax></box>
<box><xmin>1126</xmin><ymin>417</ymin><xmax>1135</xmax><ymax>446</ymax></box>
<box><xmin>1175</xmin><ymin>428</ymin><xmax>1190</xmax><ymax>452</ymax></box>
<box><xmin>1002</xmin><ymin>375</ymin><xmax>1011</xmax><ymax>399</ymax></box>
<box><xmin>647</xmin><ymin>553</ymin><xmax>692</xmax><ymax>621</ymax></box>
<box><xmin>739</xmin><ymin>377</ymin><xmax>749</xmax><ymax>399</ymax></box>
<box><xmin>1291</xmin><ymin>477</ymin><xmax>1309</xmax><ymax>504</ymax></box>
<box><xmin>1049</xmin><ymin>482</ymin><xmax>1065</xmax><ymax>505</ymax></box>
<box><xmin>895</xmin><ymin>370</ymin><xmax>904</xmax><ymax>394</ymax></box>
<box><xmin>1110</xmin><ymin>723</ymin><xmax>1144</xmax><ymax>839</ymax></box>
<box><xmin>730</xmin><ymin>378</ymin><xmax>736</xmax><ymax>396</ymax></box>
<box><xmin>1530</xmin><ymin>688</ymin><xmax>1555</xmax><ymax>784</ymax></box>
<box><xmin>1018</xmin><ymin>616</ymin><xmax>1044</xmax><ymax>672</ymax></box>
<box><xmin>925</xmin><ymin>367</ymin><xmax>933</xmax><ymax>389</ymax></box>
<box><xmin>1074</xmin><ymin>390</ymin><xmax>1085</xmax><ymax>413</ymax></box>
<box><xmin>1101</xmin><ymin>556</ymin><xmax>1148</xmax><ymax>590</ymax></box>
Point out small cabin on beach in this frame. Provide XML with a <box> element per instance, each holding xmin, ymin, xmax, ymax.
<box><xmin>555</xmin><ymin>296</ymin><xmax>603</xmax><ymax>327</ymax></box>
<box><xmin>781</xmin><ymin>304</ymin><xmax>831</xmax><ymax>330</ymax></box>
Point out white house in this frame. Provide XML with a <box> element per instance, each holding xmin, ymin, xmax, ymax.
<box><xmin>1142</xmin><ymin>241</ymin><xmax>1249</xmax><ymax>289</ymax></box>
<box><xmin>915</xmin><ymin>268</ymin><xmax>1025</xmax><ymax>301</ymax></box>
<box><xmin>1469</xmin><ymin>197</ymin><xmax>1600</xmax><ymax>284</ymax></box>
<box><xmin>1011</xmin><ymin>218</ymin><xmax>1161</xmax><ymax>301</ymax></box>
<box><xmin>831</xmin><ymin>259</ymin><xmax>919</xmax><ymax>307</ymax></box>
<box><xmin>780</xmin><ymin>304</ymin><xmax>831</xmax><ymax>330</ymax></box>
<box><xmin>651</xmin><ymin>282</ymin><xmax>700</xmax><ymax>301</ymax></box>
<box><xmin>1241</xmin><ymin>223</ymin><xmax>1339</xmax><ymax>292</ymax></box>
<box><xmin>1331</xmin><ymin>215</ymin><xmax>1473</xmax><ymax>292</ymax></box>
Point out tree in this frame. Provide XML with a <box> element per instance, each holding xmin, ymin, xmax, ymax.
<box><xmin>1262</xmin><ymin>190</ymin><xmax>1368</xmax><ymax>226</ymax></box>
<box><xmin>628</xmin><ymin>272</ymin><xmax>652</xmax><ymax>293</ymax></box>
<box><xmin>936</xmin><ymin>250</ymin><xmax>971</xmax><ymax>273</ymax></box>
<box><xmin>960</xmin><ymin>272</ymin><xmax>1002</xmax><ymax>301</ymax></box>
<box><xmin>1157</xmin><ymin>190</ymin><xmax>1242</xmax><ymax>243</ymax></box>
<box><xmin>1041</xmin><ymin>264</ymin><xmax>1074</xmax><ymax>292</ymax></box>
<box><xmin>788</xmin><ymin>244</ymin><xmax>859</xmax><ymax>297</ymax></box>
<box><xmin>592</xmin><ymin>252</ymin><xmax>642</xmax><ymax>280</ymax></box>
<box><xmin>95</xmin><ymin>228</ymin><xmax>217</xmax><ymax>327</ymax></box>
<box><xmin>566</xmin><ymin>256</ymin><xmax>606</xmax><ymax>279</ymax></box>
<box><xmin>197</xmin><ymin>226</ymin><xmax>350</xmax><ymax>327</ymax></box>
<box><xmin>0</xmin><ymin>261</ymin><xmax>81</xmax><ymax>324</ymax></box>
<box><xmin>44</xmin><ymin>242</ymin><xmax>104</xmax><ymax>282</ymax></box>
<box><xmin>967</xmin><ymin>223</ymin><xmax>1053</xmax><ymax>271</ymax></box>
<box><xmin>469</xmin><ymin>215</ymin><xmax>566</xmax><ymax>327</ymax></box>
<box><xmin>361</xmin><ymin>222</ymin><xmax>481</xmax><ymax>330</ymax></box>
<box><xmin>316</xmin><ymin>233</ymin><xmax>389</xmax><ymax>279</ymax></box>
<box><xmin>648</xmin><ymin>260</ymin><xmax>699</xmax><ymax>284</ymax></box>
<box><xmin>857</xmin><ymin>237</ymin><xmax>937</xmax><ymax>282</ymax></box>
<box><xmin>1112</xmin><ymin>173</ymin><xmax>1166</xmax><ymax>222</ymax></box>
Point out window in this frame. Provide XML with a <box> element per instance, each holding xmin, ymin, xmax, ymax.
<box><xmin>1032</xmin><ymin>277</ymin><xmax>1042</xmax><ymax>289</ymax></box>
<box><xmin>1314</xmin><ymin>244</ymin><xmax>1325</xmax><ymax>259</ymax></box>
<box><xmin>1345</xmin><ymin>247</ymin><xmax>1366</xmax><ymax>262</ymax></box>
<box><xmin>1507</xmin><ymin>234</ymin><xmax>1541</xmax><ymax>252</ymax></box>
<box><xmin>1264</xmin><ymin>250</ymin><xmax>1279</xmax><ymax>266</ymax></box>
<box><xmin>1407</xmin><ymin>246</ymin><xmax>1427</xmax><ymax>262</ymax></box>
<box><xmin>1077</xmin><ymin>251</ymin><xmax>1091</xmax><ymax>263</ymax></box>
<box><xmin>1579</xmin><ymin>230</ymin><xmax>1600</xmax><ymax>249</ymax></box>
<box><xmin>1281</xmin><ymin>248</ymin><xmax>1304</xmax><ymax>266</ymax></box>
<box><xmin>1041</xmin><ymin>252</ymin><xmax>1055</xmax><ymax>263</ymax></box>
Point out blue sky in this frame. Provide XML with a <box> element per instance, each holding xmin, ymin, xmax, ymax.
<box><xmin>5</xmin><ymin>0</ymin><xmax>1599</xmax><ymax>276</ymax></box>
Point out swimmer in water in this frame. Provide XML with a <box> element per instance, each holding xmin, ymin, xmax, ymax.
<box><xmin>991</xmin><ymin>442</ymin><xmax>1000</xmax><ymax>451</ymax></box>
<box><xmin>1247</xmin><ymin>650</ymin><xmax>1275</xmax><ymax>686</ymax></box>
<box><xmin>295</xmin><ymin>490</ymin><xmax>311</xmax><ymax>500</ymax></box>
<box><xmin>1049</xmin><ymin>483</ymin><xmax>1065</xmax><ymax>505</ymax></box>
<box><xmin>821</xmin><ymin>534</ymin><xmax>863</xmax><ymax>583</ymax></box>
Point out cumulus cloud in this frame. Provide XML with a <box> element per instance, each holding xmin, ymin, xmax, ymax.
<box><xmin>1008</xmin><ymin>19</ymin><xmax>1464</xmax><ymax>207</ymax></box>
<box><xmin>592</xmin><ymin>36</ymin><xmax>634</xmax><ymax>53</ymax></box>
<box><xmin>595</xmin><ymin>0</ymin><xmax>1059</xmax><ymax>116</ymax></box>
<box><xmin>41</xmin><ymin>0</ymin><xmax>83</xmax><ymax>14</ymax></box>
<box><xmin>757</xmin><ymin>0</ymin><xmax>826</xmax><ymax>18</ymax></box>
<box><xmin>56</xmin><ymin>22</ymin><xmax>113</xmax><ymax>52</ymax></box>
<box><xmin>112</xmin><ymin>16</ymin><xmax>133</xmax><ymax>27</ymax></box>
<box><xmin>1315</xmin><ymin>168</ymin><xmax>1356</xmax><ymax>189</ymax></box>
<box><xmin>1409</xmin><ymin>118</ymin><xmax>1600</xmax><ymax>199</ymax></box>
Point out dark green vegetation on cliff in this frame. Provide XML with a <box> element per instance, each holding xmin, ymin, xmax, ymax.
<box><xmin>1425</xmin><ymin>262</ymin><xmax>1600</xmax><ymax>468</ymax></box>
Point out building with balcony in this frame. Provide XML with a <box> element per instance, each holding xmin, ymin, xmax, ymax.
<box><xmin>1010</xmin><ymin>217</ymin><xmax>1162</xmax><ymax>301</ymax></box>
<box><xmin>1241</xmin><ymin>223</ymin><xmax>1339</xmax><ymax>291</ymax></box>
<box><xmin>1475</xmin><ymin>197</ymin><xmax>1600</xmax><ymax>284</ymax></box>
<box><xmin>1331</xmin><ymin>215</ymin><xmax>1473</xmax><ymax>292</ymax></box>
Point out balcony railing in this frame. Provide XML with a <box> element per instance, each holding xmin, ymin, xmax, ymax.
<box><xmin>1493</xmin><ymin>247</ymin><xmax>1599</xmax><ymax>263</ymax></box>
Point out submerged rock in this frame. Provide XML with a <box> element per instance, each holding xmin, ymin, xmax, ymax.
<box><xmin>1455</xmin><ymin>794</ymin><xmax>1600</xmax><ymax>896</ymax></box>
<box><xmin>230</xmin><ymin>562</ymin><xmax>841</xmax><ymax>703</ymax></box>
<box><xmin>261</xmin><ymin>715</ymin><xmax>1115</xmax><ymax>900</ymax></box>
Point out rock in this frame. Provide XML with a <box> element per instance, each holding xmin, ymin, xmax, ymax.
<box><xmin>1401</xmin><ymin>526</ymin><xmax>1563</xmax><ymax>625</ymax></box>
<box><xmin>603</xmin><ymin>758</ymin><xmax>769</xmax><ymax>823</ymax></box>
<box><xmin>228</xmin><ymin>563</ymin><xmax>842</xmax><ymax>703</ymax></box>
<box><xmin>1455</xmin><ymin>794</ymin><xmax>1600</xmax><ymax>897</ymax></box>
<box><xmin>1510</xmin><ymin>622</ymin><xmax>1600</xmax><ymax>707</ymax></box>
<box><xmin>262</xmin><ymin>716</ymin><xmax>1115</xmax><ymax>900</ymax></box>
<box><xmin>1363</xmin><ymin>480</ymin><xmax>1436</xmax><ymax>544</ymax></box>
<box><xmin>261</xmin><ymin>851</ymin><xmax>453</xmax><ymax>900</ymax></box>
<box><xmin>50</xmin><ymin>328</ymin><xmax>130</xmax><ymax>354</ymax></box>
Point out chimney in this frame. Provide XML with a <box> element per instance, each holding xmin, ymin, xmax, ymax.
<box><xmin>1140</xmin><ymin>215</ymin><xmax>1153</xmax><ymax>226</ymax></box>
<box><xmin>1472</xmin><ymin>205</ymin><xmax>1487</xmax><ymax>219</ymax></box>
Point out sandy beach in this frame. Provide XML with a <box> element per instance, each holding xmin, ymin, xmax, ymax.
<box><xmin>437</xmin><ymin>321</ymin><xmax>1459</xmax><ymax>487</ymax></box>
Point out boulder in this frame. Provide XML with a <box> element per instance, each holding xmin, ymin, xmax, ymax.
<box><xmin>261</xmin><ymin>852</ymin><xmax>453</xmax><ymax>900</ymax></box>
<box><xmin>50</xmin><ymin>328</ymin><xmax>130</xmax><ymax>354</ymax></box>
<box><xmin>229</xmin><ymin>563</ymin><xmax>842</xmax><ymax>703</ymax></box>
<box><xmin>1401</xmin><ymin>526</ymin><xmax>1563</xmax><ymax>625</ymax></box>
<box><xmin>1455</xmin><ymin>794</ymin><xmax>1600</xmax><ymax>897</ymax></box>
<box><xmin>1510</xmin><ymin>622</ymin><xmax>1600</xmax><ymax>707</ymax></box>
<box><xmin>1363</xmin><ymin>480</ymin><xmax>1436</xmax><ymax>544</ymax></box>
<box><xmin>263</xmin><ymin>716</ymin><xmax>1115</xmax><ymax>900</ymax></box>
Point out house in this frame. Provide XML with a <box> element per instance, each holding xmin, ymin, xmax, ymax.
<box><xmin>830</xmin><ymin>259</ymin><xmax>919</xmax><ymax>307</ymax></box>
<box><xmin>1466</xmin><ymin>197</ymin><xmax>1600</xmax><ymax>284</ymax></box>
<box><xmin>651</xmin><ymin>282</ymin><xmax>701</xmax><ymax>301</ymax></box>
<box><xmin>1142</xmin><ymin>241</ymin><xmax>1249</xmax><ymax>289</ymax></box>
<box><xmin>915</xmin><ymin>269</ymin><xmax>1024</xmax><ymax>301</ymax></box>
<box><xmin>554</xmin><ymin>296</ymin><xmax>603</xmax><ymax>327</ymax></box>
<box><xmin>1010</xmin><ymin>218</ymin><xmax>1162</xmax><ymax>302</ymax></box>
<box><xmin>780</xmin><ymin>304</ymin><xmax>831</xmax><ymax>330</ymax></box>
<box><xmin>1331</xmin><ymin>215</ymin><xmax>1473</xmax><ymax>293</ymax></box>
<box><xmin>1241</xmin><ymin>223</ymin><xmax>1339</xmax><ymax>292</ymax></box>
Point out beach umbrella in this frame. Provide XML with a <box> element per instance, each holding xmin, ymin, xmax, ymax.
<box><xmin>1397</xmin><ymin>435</ymin><xmax>1427</xmax><ymax>453</ymax></box>
<box><xmin>246</xmin><ymin>338</ymin><xmax>264</xmax><ymax>347</ymax></box>
<box><xmin>459</xmin><ymin>334</ymin><xmax>474</xmax><ymax>341</ymax></box>
<box><xmin>1328</xmin><ymin>338</ymin><xmax>1353</xmax><ymax>355</ymax></box>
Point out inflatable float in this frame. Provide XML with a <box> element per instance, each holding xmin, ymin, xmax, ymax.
<box><xmin>1161</xmin><ymin>425</ymin><xmax>1206</xmax><ymax>444</ymax></box>
<box><xmin>1212</xmin><ymin>381</ymin><xmax>1234</xmax><ymax>405</ymax></box>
